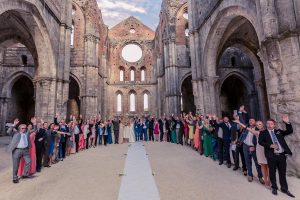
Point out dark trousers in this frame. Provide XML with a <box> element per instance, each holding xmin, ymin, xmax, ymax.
<box><xmin>218</xmin><ymin>138</ymin><xmax>231</xmax><ymax>164</ymax></box>
<box><xmin>59</xmin><ymin>141</ymin><xmax>66</xmax><ymax>158</ymax></box>
<box><xmin>267</xmin><ymin>154</ymin><xmax>288</xmax><ymax>191</ymax></box>
<box><xmin>159</xmin><ymin>128</ymin><xmax>164</xmax><ymax>141</ymax></box>
<box><xmin>103</xmin><ymin>135</ymin><xmax>108</xmax><ymax>146</ymax></box>
<box><xmin>86</xmin><ymin>134</ymin><xmax>90</xmax><ymax>149</ymax></box>
<box><xmin>98</xmin><ymin>134</ymin><xmax>102</xmax><ymax>145</ymax></box>
<box><xmin>234</xmin><ymin>144</ymin><xmax>246</xmax><ymax>171</ymax></box>
<box><xmin>36</xmin><ymin>147</ymin><xmax>44</xmax><ymax>171</ymax></box>
<box><xmin>94</xmin><ymin>132</ymin><xmax>98</xmax><ymax>147</ymax></box>
<box><xmin>75</xmin><ymin>134</ymin><xmax>79</xmax><ymax>152</ymax></box>
<box><xmin>243</xmin><ymin>144</ymin><xmax>262</xmax><ymax>178</ymax></box>
<box><xmin>178</xmin><ymin>130</ymin><xmax>183</xmax><ymax>145</ymax></box>
<box><xmin>149</xmin><ymin>129</ymin><xmax>154</xmax><ymax>141</ymax></box>
<box><xmin>114</xmin><ymin>130</ymin><xmax>119</xmax><ymax>144</ymax></box>
<box><xmin>167</xmin><ymin>130</ymin><xmax>171</xmax><ymax>142</ymax></box>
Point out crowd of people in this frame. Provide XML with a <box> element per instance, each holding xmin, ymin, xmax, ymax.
<box><xmin>6</xmin><ymin>105</ymin><xmax>295</xmax><ymax>198</ymax></box>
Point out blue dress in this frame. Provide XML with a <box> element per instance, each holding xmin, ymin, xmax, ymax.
<box><xmin>107</xmin><ymin>124</ymin><xmax>112</xmax><ymax>144</ymax></box>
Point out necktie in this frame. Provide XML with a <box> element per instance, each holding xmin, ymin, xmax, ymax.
<box><xmin>271</xmin><ymin>130</ymin><xmax>279</xmax><ymax>151</ymax></box>
<box><xmin>22</xmin><ymin>134</ymin><xmax>28</xmax><ymax>147</ymax></box>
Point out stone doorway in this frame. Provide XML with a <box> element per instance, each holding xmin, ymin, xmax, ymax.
<box><xmin>67</xmin><ymin>77</ymin><xmax>81</xmax><ymax>120</ymax></box>
<box><xmin>8</xmin><ymin>76</ymin><xmax>35</xmax><ymax>124</ymax></box>
<box><xmin>181</xmin><ymin>75</ymin><xmax>196</xmax><ymax>114</ymax></box>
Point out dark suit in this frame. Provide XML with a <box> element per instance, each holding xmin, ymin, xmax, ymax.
<box><xmin>259</xmin><ymin>123</ymin><xmax>293</xmax><ymax>192</ymax></box>
<box><xmin>231</xmin><ymin>123</ymin><xmax>246</xmax><ymax>171</ymax></box>
<box><xmin>35</xmin><ymin>128</ymin><xmax>47</xmax><ymax>171</ymax></box>
<box><xmin>158</xmin><ymin>119</ymin><xmax>164</xmax><ymax>142</ymax></box>
<box><xmin>218</xmin><ymin>122</ymin><xmax>232</xmax><ymax>164</ymax></box>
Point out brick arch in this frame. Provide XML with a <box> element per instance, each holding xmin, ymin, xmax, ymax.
<box><xmin>1</xmin><ymin>71</ymin><xmax>33</xmax><ymax>98</ymax></box>
<box><xmin>0</xmin><ymin>0</ymin><xmax>57</xmax><ymax>78</ymax></box>
<box><xmin>202</xmin><ymin>5</ymin><xmax>261</xmax><ymax>77</ymax></box>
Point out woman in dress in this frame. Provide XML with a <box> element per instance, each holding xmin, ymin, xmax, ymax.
<box><xmin>187</xmin><ymin>114</ymin><xmax>194</xmax><ymax>146</ymax></box>
<box><xmin>90</xmin><ymin>123</ymin><xmax>96</xmax><ymax>148</ymax></box>
<box><xmin>119</xmin><ymin>119</ymin><xmax>124</xmax><ymax>144</ymax></box>
<box><xmin>66</xmin><ymin>122</ymin><xmax>74</xmax><ymax>156</ymax></box>
<box><xmin>193</xmin><ymin>116</ymin><xmax>200</xmax><ymax>150</ymax></box>
<box><xmin>18</xmin><ymin>123</ymin><xmax>36</xmax><ymax>176</ymax></box>
<box><xmin>201</xmin><ymin>118</ymin><xmax>213</xmax><ymax>157</ymax></box>
<box><xmin>83</xmin><ymin>120</ymin><xmax>89</xmax><ymax>149</ymax></box>
<box><xmin>154</xmin><ymin>119</ymin><xmax>160</xmax><ymax>142</ymax></box>
<box><xmin>123</xmin><ymin>121</ymin><xmax>130</xmax><ymax>143</ymax></box>
<box><xmin>107</xmin><ymin>120</ymin><xmax>113</xmax><ymax>144</ymax></box>
<box><xmin>183</xmin><ymin>117</ymin><xmax>189</xmax><ymax>145</ymax></box>
<box><xmin>129</xmin><ymin>119</ymin><xmax>136</xmax><ymax>143</ymax></box>
<box><xmin>163</xmin><ymin>118</ymin><xmax>168</xmax><ymax>142</ymax></box>
<box><xmin>79</xmin><ymin>119</ymin><xmax>85</xmax><ymax>150</ymax></box>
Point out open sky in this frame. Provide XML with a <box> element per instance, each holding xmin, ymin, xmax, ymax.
<box><xmin>97</xmin><ymin>0</ymin><xmax>162</xmax><ymax>30</ymax></box>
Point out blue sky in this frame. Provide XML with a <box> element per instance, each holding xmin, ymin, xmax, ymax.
<box><xmin>97</xmin><ymin>0</ymin><xmax>162</xmax><ymax>30</ymax></box>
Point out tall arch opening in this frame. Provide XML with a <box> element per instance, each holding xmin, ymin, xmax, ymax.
<box><xmin>67</xmin><ymin>77</ymin><xmax>80</xmax><ymax>119</ymax></box>
<box><xmin>8</xmin><ymin>76</ymin><xmax>35</xmax><ymax>123</ymax></box>
<box><xmin>220</xmin><ymin>76</ymin><xmax>248</xmax><ymax>117</ymax></box>
<box><xmin>181</xmin><ymin>75</ymin><xmax>195</xmax><ymax>114</ymax></box>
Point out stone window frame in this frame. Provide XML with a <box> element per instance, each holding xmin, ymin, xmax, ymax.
<box><xmin>128</xmin><ymin>90</ymin><xmax>137</xmax><ymax>113</ymax></box>
<box><xmin>116</xmin><ymin>91</ymin><xmax>123</xmax><ymax>113</ymax></box>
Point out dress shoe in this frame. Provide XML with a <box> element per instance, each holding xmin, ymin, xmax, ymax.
<box><xmin>272</xmin><ymin>188</ymin><xmax>278</xmax><ymax>195</ymax></box>
<box><xmin>243</xmin><ymin>170</ymin><xmax>247</xmax><ymax>176</ymax></box>
<box><xmin>227</xmin><ymin>163</ymin><xmax>231</xmax><ymax>168</ymax></box>
<box><xmin>259</xmin><ymin>178</ymin><xmax>265</xmax><ymax>185</ymax></box>
<box><xmin>22</xmin><ymin>175</ymin><xmax>32</xmax><ymax>179</ymax></box>
<box><xmin>281</xmin><ymin>190</ymin><xmax>295</xmax><ymax>198</ymax></box>
<box><xmin>248</xmin><ymin>176</ymin><xmax>253</xmax><ymax>182</ymax></box>
<box><xmin>218</xmin><ymin>162</ymin><xmax>223</xmax><ymax>165</ymax></box>
<box><xmin>13</xmin><ymin>179</ymin><xmax>19</xmax><ymax>184</ymax></box>
<box><xmin>44</xmin><ymin>165</ymin><xmax>51</xmax><ymax>168</ymax></box>
<box><xmin>233</xmin><ymin>166</ymin><xmax>239</xmax><ymax>171</ymax></box>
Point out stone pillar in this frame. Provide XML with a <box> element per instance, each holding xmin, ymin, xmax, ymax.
<box><xmin>34</xmin><ymin>78</ymin><xmax>57</xmax><ymax>123</ymax></box>
<box><xmin>81</xmin><ymin>34</ymin><xmax>99</xmax><ymax>118</ymax></box>
<box><xmin>259</xmin><ymin>36</ymin><xmax>300</xmax><ymax>177</ymax></box>
<box><xmin>0</xmin><ymin>97</ymin><xmax>9</xmax><ymax>135</ymax></box>
<box><xmin>258</xmin><ymin>0</ymin><xmax>279</xmax><ymax>37</ymax></box>
<box><xmin>164</xmin><ymin>39</ymin><xmax>180</xmax><ymax>115</ymax></box>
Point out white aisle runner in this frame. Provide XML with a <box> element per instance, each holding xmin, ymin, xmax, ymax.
<box><xmin>118</xmin><ymin>142</ymin><xmax>160</xmax><ymax>200</ymax></box>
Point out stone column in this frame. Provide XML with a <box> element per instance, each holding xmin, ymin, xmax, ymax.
<box><xmin>81</xmin><ymin>34</ymin><xmax>99</xmax><ymax>118</ymax></box>
<box><xmin>164</xmin><ymin>38</ymin><xmax>181</xmax><ymax>115</ymax></box>
<box><xmin>0</xmin><ymin>97</ymin><xmax>9</xmax><ymax>135</ymax></box>
<box><xmin>34</xmin><ymin>78</ymin><xmax>57</xmax><ymax>123</ymax></box>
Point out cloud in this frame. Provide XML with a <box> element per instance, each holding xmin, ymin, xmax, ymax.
<box><xmin>97</xmin><ymin>0</ymin><xmax>162</xmax><ymax>29</ymax></box>
<box><xmin>98</xmin><ymin>0</ymin><xmax>146</xmax><ymax>14</ymax></box>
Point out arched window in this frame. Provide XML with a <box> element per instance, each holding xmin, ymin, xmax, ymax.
<box><xmin>117</xmin><ymin>93</ymin><xmax>122</xmax><ymax>112</ymax></box>
<box><xmin>143</xmin><ymin>93</ymin><xmax>149</xmax><ymax>111</ymax></box>
<box><xmin>130</xmin><ymin>68</ymin><xmax>135</xmax><ymax>81</ymax></box>
<box><xmin>71</xmin><ymin>22</ymin><xmax>75</xmax><ymax>47</ymax></box>
<box><xmin>120</xmin><ymin>69</ymin><xmax>124</xmax><ymax>81</ymax></box>
<box><xmin>141</xmin><ymin>68</ymin><xmax>145</xmax><ymax>82</ymax></box>
<box><xmin>130</xmin><ymin>93</ymin><xmax>136</xmax><ymax>112</ymax></box>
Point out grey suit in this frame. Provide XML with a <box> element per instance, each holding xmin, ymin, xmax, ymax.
<box><xmin>7</xmin><ymin>126</ymin><xmax>35</xmax><ymax>180</ymax></box>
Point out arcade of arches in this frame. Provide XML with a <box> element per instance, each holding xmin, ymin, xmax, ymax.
<box><xmin>0</xmin><ymin>0</ymin><xmax>300</xmax><ymax>176</ymax></box>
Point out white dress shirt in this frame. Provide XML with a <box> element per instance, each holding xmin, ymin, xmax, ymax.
<box><xmin>17</xmin><ymin>133</ymin><xmax>28</xmax><ymax>149</ymax></box>
<box><xmin>268</xmin><ymin>129</ymin><xmax>284</xmax><ymax>153</ymax></box>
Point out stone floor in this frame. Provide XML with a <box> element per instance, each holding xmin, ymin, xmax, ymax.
<box><xmin>0</xmin><ymin>141</ymin><xmax>299</xmax><ymax>200</ymax></box>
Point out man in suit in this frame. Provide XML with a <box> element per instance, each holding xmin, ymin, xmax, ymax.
<box><xmin>239</xmin><ymin>118</ymin><xmax>264</xmax><ymax>183</ymax></box>
<box><xmin>158</xmin><ymin>118</ymin><xmax>164</xmax><ymax>142</ymax></box>
<box><xmin>217</xmin><ymin>116</ymin><xmax>232</xmax><ymax>168</ymax></box>
<box><xmin>237</xmin><ymin>105</ymin><xmax>249</xmax><ymax>126</ymax></box>
<box><xmin>148</xmin><ymin>117</ymin><xmax>155</xmax><ymax>142</ymax></box>
<box><xmin>7</xmin><ymin>117</ymin><xmax>37</xmax><ymax>183</ymax></box>
<box><xmin>35</xmin><ymin>122</ymin><xmax>47</xmax><ymax>172</ymax></box>
<box><xmin>259</xmin><ymin>115</ymin><xmax>295</xmax><ymax>197</ymax></box>
<box><xmin>112</xmin><ymin>118</ymin><xmax>120</xmax><ymax>144</ymax></box>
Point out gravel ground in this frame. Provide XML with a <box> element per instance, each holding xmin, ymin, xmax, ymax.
<box><xmin>0</xmin><ymin>144</ymin><xmax>128</xmax><ymax>200</ymax></box>
<box><xmin>145</xmin><ymin>142</ymin><xmax>300</xmax><ymax>200</ymax></box>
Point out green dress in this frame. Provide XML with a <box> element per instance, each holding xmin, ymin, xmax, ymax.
<box><xmin>202</xmin><ymin>125</ymin><xmax>212</xmax><ymax>157</ymax></box>
<box><xmin>171</xmin><ymin>121</ymin><xmax>177</xmax><ymax>143</ymax></box>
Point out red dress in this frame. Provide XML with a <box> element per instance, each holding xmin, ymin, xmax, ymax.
<box><xmin>79</xmin><ymin>124</ymin><xmax>85</xmax><ymax>150</ymax></box>
<box><xmin>154</xmin><ymin>122</ymin><xmax>159</xmax><ymax>135</ymax></box>
<box><xmin>194</xmin><ymin>124</ymin><xmax>200</xmax><ymax>149</ymax></box>
<box><xmin>184</xmin><ymin>121</ymin><xmax>189</xmax><ymax>139</ymax></box>
<box><xmin>18</xmin><ymin>132</ymin><xmax>36</xmax><ymax>176</ymax></box>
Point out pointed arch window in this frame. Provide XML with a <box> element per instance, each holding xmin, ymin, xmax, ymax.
<box><xmin>120</xmin><ymin>68</ymin><xmax>124</xmax><ymax>81</ymax></box>
<box><xmin>143</xmin><ymin>93</ymin><xmax>149</xmax><ymax>111</ymax></box>
<box><xmin>130</xmin><ymin>68</ymin><xmax>135</xmax><ymax>81</ymax></box>
<box><xmin>117</xmin><ymin>93</ymin><xmax>122</xmax><ymax>112</ymax></box>
<box><xmin>129</xmin><ymin>93</ymin><xmax>136</xmax><ymax>112</ymax></box>
<box><xmin>71</xmin><ymin>22</ymin><xmax>75</xmax><ymax>47</ymax></box>
<box><xmin>141</xmin><ymin>68</ymin><xmax>146</xmax><ymax>82</ymax></box>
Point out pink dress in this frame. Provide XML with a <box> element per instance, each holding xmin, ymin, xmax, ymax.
<box><xmin>79</xmin><ymin>125</ymin><xmax>85</xmax><ymax>150</ymax></box>
<box><xmin>70</xmin><ymin>134</ymin><xmax>76</xmax><ymax>154</ymax></box>
<box><xmin>18</xmin><ymin>132</ymin><xmax>36</xmax><ymax>176</ymax></box>
<box><xmin>194</xmin><ymin>125</ymin><xmax>200</xmax><ymax>149</ymax></box>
